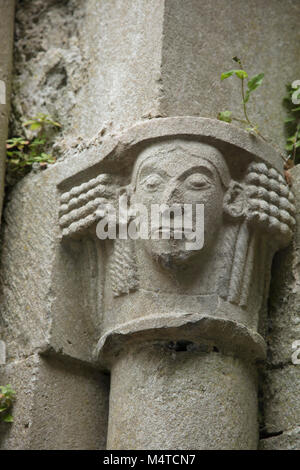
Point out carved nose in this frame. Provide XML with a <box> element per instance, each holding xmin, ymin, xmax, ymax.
<box><xmin>163</xmin><ymin>180</ymin><xmax>181</xmax><ymax>204</ymax></box>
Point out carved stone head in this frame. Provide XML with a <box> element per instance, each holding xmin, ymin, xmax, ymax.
<box><xmin>58</xmin><ymin>118</ymin><xmax>296</xmax><ymax>335</ymax></box>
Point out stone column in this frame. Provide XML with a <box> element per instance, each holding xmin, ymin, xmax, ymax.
<box><xmin>0</xmin><ymin>0</ymin><xmax>15</xmax><ymax>222</ymax></box>
<box><xmin>107</xmin><ymin>344</ymin><xmax>258</xmax><ymax>449</ymax></box>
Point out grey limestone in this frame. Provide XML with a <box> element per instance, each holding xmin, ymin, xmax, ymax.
<box><xmin>0</xmin><ymin>0</ymin><xmax>15</xmax><ymax>222</ymax></box>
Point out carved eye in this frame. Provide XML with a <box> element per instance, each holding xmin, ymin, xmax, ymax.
<box><xmin>140</xmin><ymin>174</ymin><xmax>165</xmax><ymax>192</ymax></box>
<box><xmin>185</xmin><ymin>173</ymin><xmax>212</xmax><ymax>190</ymax></box>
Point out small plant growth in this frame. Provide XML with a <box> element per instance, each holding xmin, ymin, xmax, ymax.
<box><xmin>218</xmin><ymin>56</ymin><xmax>265</xmax><ymax>139</ymax></box>
<box><xmin>218</xmin><ymin>57</ymin><xmax>300</xmax><ymax>184</ymax></box>
<box><xmin>0</xmin><ymin>384</ymin><xmax>15</xmax><ymax>423</ymax></box>
<box><xmin>283</xmin><ymin>83</ymin><xmax>300</xmax><ymax>166</ymax></box>
<box><xmin>6</xmin><ymin>113</ymin><xmax>61</xmax><ymax>186</ymax></box>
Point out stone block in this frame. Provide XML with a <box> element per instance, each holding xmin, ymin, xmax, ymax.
<box><xmin>262</xmin><ymin>364</ymin><xmax>300</xmax><ymax>434</ymax></box>
<box><xmin>259</xmin><ymin>427</ymin><xmax>300</xmax><ymax>450</ymax></box>
<box><xmin>0</xmin><ymin>354</ymin><xmax>109</xmax><ymax>449</ymax></box>
<box><xmin>267</xmin><ymin>166</ymin><xmax>300</xmax><ymax>364</ymax></box>
<box><xmin>0</xmin><ymin>0</ymin><xmax>15</xmax><ymax>222</ymax></box>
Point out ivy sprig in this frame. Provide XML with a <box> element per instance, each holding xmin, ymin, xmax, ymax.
<box><xmin>6</xmin><ymin>114</ymin><xmax>61</xmax><ymax>186</ymax></box>
<box><xmin>0</xmin><ymin>384</ymin><xmax>15</xmax><ymax>423</ymax></box>
<box><xmin>283</xmin><ymin>83</ymin><xmax>300</xmax><ymax>167</ymax></box>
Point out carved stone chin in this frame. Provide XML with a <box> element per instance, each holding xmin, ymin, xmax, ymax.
<box><xmin>57</xmin><ymin>117</ymin><xmax>295</xmax><ymax>365</ymax></box>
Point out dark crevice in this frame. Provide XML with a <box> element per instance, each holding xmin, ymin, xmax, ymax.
<box><xmin>166</xmin><ymin>340</ymin><xmax>194</xmax><ymax>352</ymax></box>
<box><xmin>265</xmin><ymin>360</ymin><xmax>292</xmax><ymax>371</ymax></box>
<box><xmin>260</xmin><ymin>430</ymin><xmax>283</xmax><ymax>440</ymax></box>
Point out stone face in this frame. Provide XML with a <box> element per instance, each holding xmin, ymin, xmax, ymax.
<box><xmin>0</xmin><ymin>0</ymin><xmax>15</xmax><ymax>222</ymax></box>
<box><xmin>0</xmin><ymin>354</ymin><xmax>109</xmax><ymax>450</ymax></box>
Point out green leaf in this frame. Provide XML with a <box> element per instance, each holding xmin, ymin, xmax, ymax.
<box><xmin>284</xmin><ymin>117</ymin><xmax>296</xmax><ymax>123</ymax></box>
<box><xmin>30</xmin><ymin>122</ymin><xmax>42</xmax><ymax>131</ymax></box>
<box><xmin>247</xmin><ymin>73</ymin><xmax>264</xmax><ymax>92</ymax></box>
<box><xmin>0</xmin><ymin>385</ymin><xmax>15</xmax><ymax>397</ymax></box>
<box><xmin>287</xmin><ymin>134</ymin><xmax>297</xmax><ymax>142</ymax></box>
<box><xmin>221</xmin><ymin>69</ymin><xmax>248</xmax><ymax>81</ymax></box>
<box><xmin>292</xmin><ymin>106</ymin><xmax>300</xmax><ymax>112</ymax></box>
<box><xmin>3</xmin><ymin>414</ymin><xmax>13</xmax><ymax>423</ymax></box>
<box><xmin>221</xmin><ymin>70</ymin><xmax>235</xmax><ymax>80</ymax></box>
<box><xmin>235</xmin><ymin>70</ymin><xmax>248</xmax><ymax>79</ymax></box>
<box><xmin>244</xmin><ymin>73</ymin><xmax>264</xmax><ymax>103</ymax></box>
<box><xmin>29</xmin><ymin>138</ymin><xmax>46</xmax><ymax>147</ymax></box>
<box><xmin>22</xmin><ymin>120</ymin><xmax>35</xmax><ymax>127</ymax></box>
<box><xmin>49</xmin><ymin>120</ymin><xmax>61</xmax><ymax>128</ymax></box>
<box><xmin>217</xmin><ymin>111</ymin><xmax>232</xmax><ymax>123</ymax></box>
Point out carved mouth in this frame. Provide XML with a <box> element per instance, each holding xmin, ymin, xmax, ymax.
<box><xmin>151</xmin><ymin>227</ymin><xmax>196</xmax><ymax>240</ymax></box>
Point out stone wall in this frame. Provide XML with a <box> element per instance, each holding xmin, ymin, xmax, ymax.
<box><xmin>259</xmin><ymin>165</ymin><xmax>300</xmax><ymax>450</ymax></box>
<box><xmin>0</xmin><ymin>0</ymin><xmax>299</xmax><ymax>450</ymax></box>
<box><xmin>0</xmin><ymin>0</ymin><xmax>15</xmax><ymax>222</ymax></box>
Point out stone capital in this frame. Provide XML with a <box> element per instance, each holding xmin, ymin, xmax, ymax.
<box><xmin>56</xmin><ymin>117</ymin><xmax>295</xmax><ymax>369</ymax></box>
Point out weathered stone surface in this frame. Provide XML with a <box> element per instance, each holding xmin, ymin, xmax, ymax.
<box><xmin>0</xmin><ymin>340</ymin><xmax>5</xmax><ymax>365</ymax></box>
<box><xmin>2</xmin><ymin>0</ymin><xmax>299</xmax><ymax>451</ymax></box>
<box><xmin>107</xmin><ymin>343</ymin><xmax>258</xmax><ymax>450</ymax></box>
<box><xmin>260</xmin><ymin>166</ymin><xmax>300</xmax><ymax>443</ymax></box>
<box><xmin>259</xmin><ymin>427</ymin><xmax>300</xmax><ymax>450</ymax></box>
<box><xmin>54</xmin><ymin>117</ymin><xmax>293</xmax><ymax>339</ymax></box>
<box><xmin>0</xmin><ymin>0</ymin><xmax>15</xmax><ymax>221</ymax></box>
<box><xmin>0</xmin><ymin>354</ymin><xmax>109</xmax><ymax>449</ymax></box>
<box><xmin>1</xmin><ymin>117</ymin><xmax>292</xmax><ymax>449</ymax></box>
<box><xmin>267</xmin><ymin>166</ymin><xmax>300</xmax><ymax>364</ymax></box>
<box><xmin>54</xmin><ymin>117</ymin><xmax>294</xmax><ymax>449</ymax></box>
<box><xmin>0</xmin><ymin>169</ymin><xmax>103</xmax><ymax>364</ymax></box>
<box><xmin>161</xmin><ymin>0</ymin><xmax>300</xmax><ymax>149</ymax></box>
<box><xmin>72</xmin><ymin>0</ymin><xmax>165</xmax><ymax>141</ymax></box>
<box><xmin>11</xmin><ymin>0</ymin><xmax>85</xmax><ymax>141</ymax></box>
<box><xmin>262</xmin><ymin>365</ymin><xmax>300</xmax><ymax>434</ymax></box>
<box><xmin>12</xmin><ymin>0</ymin><xmax>300</xmax><ymax>151</ymax></box>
